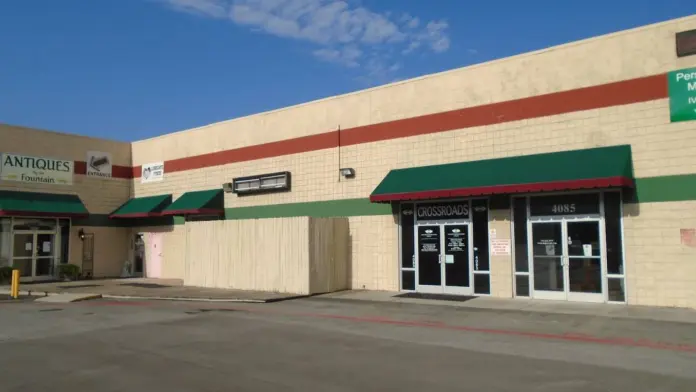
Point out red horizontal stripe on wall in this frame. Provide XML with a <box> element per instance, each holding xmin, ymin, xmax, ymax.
<box><xmin>74</xmin><ymin>161</ymin><xmax>86</xmax><ymax>175</ymax></box>
<box><xmin>341</xmin><ymin>74</ymin><xmax>667</xmax><ymax>146</ymax></box>
<box><xmin>127</xmin><ymin>74</ymin><xmax>666</xmax><ymax>177</ymax></box>
<box><xmin>73</xmin><ymin>161</ymin><xmax>133</xmax><ymax>179</ymax></box>
<box><xmin>159</xmin><ymin>131</ymin><xmax>339</xmax><ymax>175</ymax></box>
<box><xmin>112</xmin><ymin>165</ymin><xmax>134</xmax><ymax>179</ymax></box>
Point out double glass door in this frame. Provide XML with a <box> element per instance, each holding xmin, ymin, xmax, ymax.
<box><xmin>12</xmin><ymin>231</ymin><xmax>56</xmax><ymax>279</ymax></box>
<box><xmin>416</xmin><ymin>224</ymin><xmax>472</xmax><ymax>295</ymax></box>
<box><xmin>531</xmin><ymin>220</ymin><xmax>604</xmax><ymax>302</ymax></box>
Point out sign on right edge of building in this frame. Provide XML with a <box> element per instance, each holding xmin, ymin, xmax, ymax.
<box><xmin>668</xmin><ymin>67</ymin><xmax>696</xmax><ymax>122</ymax></box>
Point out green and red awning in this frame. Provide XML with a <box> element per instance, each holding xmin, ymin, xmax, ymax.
<box><xmin>110</xmin><ymin>194</ymin><xmax>172</xmax><ymax>218</ymax></box>
<box><xmin>0</xmin><ymin>190</ymin><xmax>89</xmax><ymax>218</ymax></box>
<box><xmin>370</xmin><ymin>145</ymin><xmax>634</xmax><ymax>203</ymax></box>
<box><xmin>161</xmin><ymin>189</ymin><xmax>224</xmax><ymax>216</ymax></box>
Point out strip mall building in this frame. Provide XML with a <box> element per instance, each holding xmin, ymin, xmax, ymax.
<box><xmin>2</xmin><ymin>16</ymin><xmax>696</xmax><ymax>307</ymax></box>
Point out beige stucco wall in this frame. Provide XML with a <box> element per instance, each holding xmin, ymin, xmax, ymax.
<box><xmin>347</xmin><ymin>215</ymin><xmax>399</xmax><ymax>291</ymax></box>
<box><xmin>133</xmin><ymin>101</ymin><xmax>696</xmax><ymax>206</ymax></box>
<box><xmin>131</xmin><ymin>15</ymin><xmax>696</xmax><ymax>165</ymax></box>
<box><xmin>623</xmin><ymin>201</ymin><xmax>696</xmax><ymax>308</ymax></box>
<box><xmin>69</xmin><ymin>226</ymin><xmax>130</xmax><ymax>278</ymax></box>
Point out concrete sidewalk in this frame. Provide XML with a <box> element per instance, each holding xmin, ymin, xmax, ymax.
<box><xmin>315</xmin><ymin>290</ymin><xmax>696</xmax><ymax>324</ymax></box>
<box><xmin>0</xmin><ymin>278</ymin><xmax>306</xmax><ymax>303</ymax></box>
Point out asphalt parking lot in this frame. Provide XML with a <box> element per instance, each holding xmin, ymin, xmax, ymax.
<box><xmin>1</xmin><ymin>297</ymin><xmax>695</xmax><ymax>391</ymax></box>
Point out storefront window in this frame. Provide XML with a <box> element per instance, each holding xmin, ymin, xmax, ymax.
<box><xmin>472</xmin><ymin>199</ymin><xmax>490</xmax><ymax>295</ymax></box>
<box><xmin>512</xmin><ymin>197</ymin><xmax>530</xmax><ymax>297</ymax></box>
<box><xmin>400</xmin><ymin>203</ymin><xmax>416</xmax><ymax>290</ymax></box>
<box><xmin>604</xmin><ymin>191</ymin><xmax>625</xmax><ymax>302</ymax></box>
<box><xmin>59</xmin><ymin>219</ymin><xmax>70</xmax><ymax>264</ymax></box>
<box><xmin>0</xmin><ymin>218</ymin><xmax>11</xmax><ymax>267</ymax></box>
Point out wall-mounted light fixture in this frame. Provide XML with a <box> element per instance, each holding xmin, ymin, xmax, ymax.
<box><xmin>78</xmin><ymin>229</ymin><xmax>85</xmax><ymax>241</ymax></box>
<box><xmin>339</xmin><ymin>168</ymin><xmax>355</xmax><ymax>178</ymax></box>
<box><xmin>222</xmin><ymin>182</ymin><xmax>234</xmax><ymax>193</ymax></box>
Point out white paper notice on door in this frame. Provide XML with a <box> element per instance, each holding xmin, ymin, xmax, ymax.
<box><xmin>583</xmin><ymin>244</ymin><xmax>592</xmax><ymax>257</ymax></box>
<box><xmin>25</xmin><ymin>242</ymin><xmax>32</xmax><ymax>251</ymax></box>
<box><xmin>445</xmin><ymin>254</ymin><xmax>455</xmax><ymax>264</ymax></box>
<box><xmin>42</xmin><ymin>242</ymin><xmax>51</xmax><ymax>253</ymax></box>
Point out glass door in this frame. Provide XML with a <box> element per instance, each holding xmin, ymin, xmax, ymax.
<box><xmin>530</xmin><ymin>220</ymin><xmax>605</xmax><ymax>302</ymax></box>
<box><xmin>416</xmin><ymin>225</ymin><xmax>443</xmax><ymax>293</ymax></box>
<box><xmin>12</xmin><ymin>231</ymin><xmax>56</xmax><ymax>280</ymax></box>
<box><xmin>531</xmin><ymin>222</ymin><xmax>566</xmax><ymax>300</ymax></box>
<box><xmin>35</xmin><ymin>232</ymin><xmax>56</xmax><ymax>277</ymax></box>
<box><xmin>566</xmin><ymin>221</ymin><xmax>604</xmax><ymax>302</ymax></box>
<box><xmin>443</xmin><ymin>224</ymin><xmax>472</xmax><ymax>295</ymax></box>
<box><xmin>416</xmin><ymin>224</ymin><xmax>474</xmax><ymax>295</ymax></box>
<box><xmin>12</xmin><ymin>232</ymin><xmax>34</xmax><ymax>278</ymax></box>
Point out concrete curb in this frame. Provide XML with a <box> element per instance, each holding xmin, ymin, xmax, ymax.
<box><xmin>1</xmin><ymin>288</ymin><xmax>311</xmax><ymax>304</ymax></box>
<box><xmin>101</xmin><ymin>294</ymin><xmax>311</xmax><ymax>303</ymax></box>
<box><xmin>0</xmin><ymin>289</ymin><xmax>53</xmax><ymax>297</ymax></box>
<box><xmin>101</xmin><ymin>294</ymin><xmax>268</xmax><ymax>303</ymax></box>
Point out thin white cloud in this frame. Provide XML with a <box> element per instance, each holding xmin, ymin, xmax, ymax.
<box><xmin>163</xmin><ymin>0</ymin><xmax>228</xmax><ymax>18</ymax></box>
<box><xmin>400</xmin><ymin>13</ymin><xmax>420</xmax><ymax>29</ymax></box>
<box><xmin>313</xmin><ymin>46</ymin><xmax>362</xmax><ymax>67</ymax></box>
<box><xmin>160</xmin><ymin>0</ymin><xmax>451</xmax><ymax>83</ymax></box>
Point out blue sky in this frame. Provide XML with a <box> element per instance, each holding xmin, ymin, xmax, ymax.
<box><xmin>1</xmin><ymin>0</ymin><xmax>694</xmax><ymax>142</ymax></box>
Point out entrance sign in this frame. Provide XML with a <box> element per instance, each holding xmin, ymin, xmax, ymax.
<box><xmin>0</xmin><ymin>153</ymin><xmax>73</xmax><ymax>185</ymax></box>
<box><xmin>141</xmin><ymin>162</ymin><xmax>164</xmax><ymax>183</ymax></box>
<box><xmin>668</xmin><ymin>67</ymin><xmax>696</xmax><ymax>122</ymax></box>
<box><xmin>417</xmin><ymin>202</ymin><xmax>470</xmax><ymax>220</ymax></box>
<box><xmin>86</xmin><ymin>151</ymin><xmax>112</xmax><ymax>178</ymax></box>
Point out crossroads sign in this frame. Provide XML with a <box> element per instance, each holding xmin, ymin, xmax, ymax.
<box><xmin>668</xmin><ymin>67</ymin><xmax>696</xmax><ymax>122</ymax></box>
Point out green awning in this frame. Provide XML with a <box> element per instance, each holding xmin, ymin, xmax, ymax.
<box><xmin>0</xmin><ymin>190</ymin><xmax>89</xmax><ymax>218</ymax></box>
<box><xmin>370</xmin><ymin>145</ymin><xmax>634</xmax><ymax>203</ymax></box>
<box><xmin>110</xmin><ymin>194</ymin><xmax>172</xmax><ymax>218</ymax></box>
<box><xmin>161</xmin><ymin>189</ymin><xmax>224</xmax><ymax>216</ymax></box>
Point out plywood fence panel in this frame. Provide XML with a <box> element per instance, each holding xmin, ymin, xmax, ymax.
<box><xmin>309</xmin><ymin>217</ymin><xmax>350</xmax><ymax>294</ymax></box>
<box><xmin>185</xmin><ymin>217</ymin><xmax>310</xmax><ymax>294</ymax></box>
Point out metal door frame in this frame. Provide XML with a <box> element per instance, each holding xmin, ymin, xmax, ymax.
<box><xmin>414</xmin><ymin>199</ymin><xmax>474</xmax><ymax>295</ymax></box>
<box><xmin>12</xmin><ymin>230</ymin><xmax>57</xmax><ymax>280</ymax></box>
<box><xmin>527</xmin><ymin>196</ymin><xmax>607</xmax><ymax>303</ymax></box>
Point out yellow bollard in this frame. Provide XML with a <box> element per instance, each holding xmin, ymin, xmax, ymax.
<box><xmin>10</xmin><ymin>269</ymin><xmax>20</xmax><ymax>299</ymax></box>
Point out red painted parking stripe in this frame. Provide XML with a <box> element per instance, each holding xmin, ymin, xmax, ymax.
<box><xmin>77</xmin><ymin>300</ymin><xmax>696</xmax><ymax>353</ymax></box>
